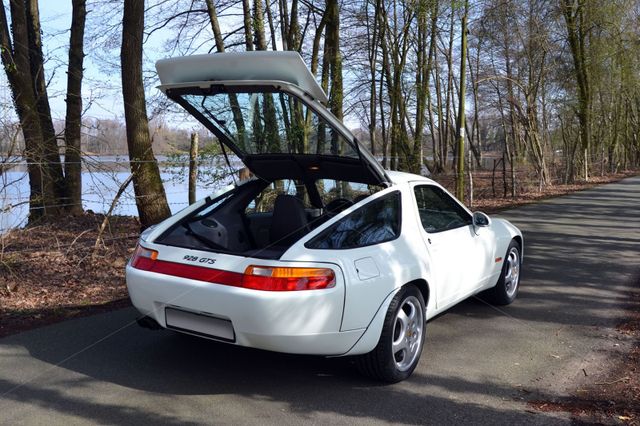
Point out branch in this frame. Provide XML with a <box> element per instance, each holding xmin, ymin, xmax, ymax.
<box><xmin>94</xmin><ymin>174</ymin><xmax>134</xmax><ymax>249</ymax></box>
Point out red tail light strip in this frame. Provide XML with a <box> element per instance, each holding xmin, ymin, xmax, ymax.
<box><xmin>133</xmin><ymin>257</ymin><xmax>244</xmax><ymax>287</ymax></box>
<box><xmin>131</xmin><ymin>255</ymin><xmax>335</xmax><ymax>291</ymax></box>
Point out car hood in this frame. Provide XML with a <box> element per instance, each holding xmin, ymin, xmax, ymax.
<box><xmin>156</xmin><ymin>52</ymin><xmax>390</xmax><ymax>186</ymax></box>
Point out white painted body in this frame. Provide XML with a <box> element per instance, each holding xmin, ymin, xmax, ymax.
<box><xmin>126</xmin><ymin>172</ymin><xmax>522</xmax><ymax>356</ymax></box>
<box><xmin>126</xmin><ymin>51</ymin><xmax>523</xmax><ymax>357</ymax></box>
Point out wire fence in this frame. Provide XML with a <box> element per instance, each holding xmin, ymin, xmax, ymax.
<box><xmin>1</xmin><ymin>151</ymin><xmax>635</xmax><ymax>235</ymax></box>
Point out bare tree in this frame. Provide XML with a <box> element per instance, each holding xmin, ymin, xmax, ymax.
<box><xmin>64</xmin><ymin>0</ymin><xmax>87</xmax><ymax>215</ymax></box>
<box><xmin>0</xmin><ymin>0</ymin><xmax>63</xmax><ymax>220</ymax></box>
<box><xmin>455</xmin><ymin>0</ymin><xmax>468</xmax><ymax>200</ymax></box>
<box><xmin>562</xmin><ymin>0</ymin><xmax>592</xmax><ymax>181</ymax></box>
<box><xmin>121</xmin><ymin>0</ymin><xmax>171</xmax><ymax>228</ymax></box>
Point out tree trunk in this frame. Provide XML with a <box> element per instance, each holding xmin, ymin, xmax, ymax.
<box><xmin>204</xmin><ymin>0</ymin><xmax>245</xmax><ymax>138</ymax></box>
<box><xmin>204</xmin><ymin>0</ymin><xmax>225</xmax><ymax>51</ymax></box>
<box><xmin>121</xmin><ymin>0</ymin><xmax>171</xmax><ymax>228</ymax></box>
<box><xmin>253</xmin><ymin>0</ymin><xmax>267</xmax><ymax>51</ymax></box>
<box><xmin>25</xmin><ymin>0</ymin><xmax>66</xmax><ymax>204</ymax></box>
<box><xmin>562</xmin><ymin>0</ymin><xmax>591</xmax><ymax>181</ymax></box>
<box><xmin>367</xmin><ymin>0</ymin><xmax>381</xmax><ymax>157</ymax></box>
<box><xmin>324</xmin><ymin>0</ymin><xmax>343</xmax><ymax>155</ymax></box>
<box><xmin>455</xmin><ymin>0</ymin><xmax>468</xmax><ymax>201</ymax></box>
<box><xmin>443</xmin><ymin>3</ymin><xmax>456</xmax><ymax>171</ymax></box>
<box><xmin>413</xmin><ymin>2</ymin><xmax>428</xmax><ymax>174</ymax></box>
<box><xmin>242</xmin><ymin>0</ymin><xmax>254</xmax><ymax>51</ymax></box>
<box><xmin>64</xmin><ymin>0</ymin><xmax>86</xmax><ymax>215</ymax></box>
<box><xmin>0</xmin><ymin>0</ymin><xmax>61</xmax><ymax>221</ymax></box>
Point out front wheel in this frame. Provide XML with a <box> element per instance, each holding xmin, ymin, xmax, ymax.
<box><xmin>356</xmin><ymin>285</ymin><xmax>426</xmax><ymax>383</ymax></box>
<box><xmin>483</xmin><ymin>240</ymin><xmax>521</xmax><ymax>305</ymax></box>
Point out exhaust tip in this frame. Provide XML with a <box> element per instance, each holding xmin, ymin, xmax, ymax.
<box><xmin>136</xmin><ymin>315</ymin><xmax>163</xmax><ymax>330</ymax></box>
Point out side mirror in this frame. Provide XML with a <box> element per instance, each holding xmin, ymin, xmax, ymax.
<box><xmin>472</xmin><ymin>211</ymin><xmax>491</xmax><ymax>234</ymax></box>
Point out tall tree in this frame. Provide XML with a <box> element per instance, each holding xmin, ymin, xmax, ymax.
<box><xmin>121</xmin><ymin>0</ymin><xmax>171</xmax><ymax>228</ymax></box>
<box><xmin>562</xmin><ymin>0</ymin><xmax>592</xmax><ymax>181</ymax></box>
<box><xmin>64</xmin><ymin>0</ymin><xmax>87</xmax><ymax>215</ymax></box>
<box><xmin>0</xmin><ymin>0</ymin><xmax>63</xmax><ymax>220</ymax></box>
<box><xmin>324</xmin><ymin>0</ymin><xmax>343</xmax><ymax>156</ymax></box>
<box><xmin>242</xmin><ymin>0</ymin><xmax>254</xmax><ymax>51</ymax></box>
<box><xmin>455</xmin><ymin>0</ymin><xmax>468</xmax><ymax>200</ymax></box>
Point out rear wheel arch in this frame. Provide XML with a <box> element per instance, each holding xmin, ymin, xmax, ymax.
<box><xmin>404</xmin><ymin>279</ymin><xmax>430</xmax><ymax>308</ymax></box>
<box><xmin>512</xmin><ymin>235</ymin><xmax>523</xmax><ymax>260</ymax></box>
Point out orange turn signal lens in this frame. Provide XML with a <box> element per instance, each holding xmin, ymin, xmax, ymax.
<box><xmin>243</xmin><ymin>266</ymin><xmax>336</xmax><ymax>291</ymax></box>
<box><xmin>131</xmin><ymin>244</ymin><xmax>159</xmax><ymax>269</ymax></box>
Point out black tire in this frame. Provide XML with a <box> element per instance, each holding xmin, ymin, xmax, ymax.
<box><xmin>483</xmin><ymin>240</ymin><xmax>521</xmax><ymax>305</ymax></box>
<box><xmin>355</xmin><ymin>285</ymin><xmax>426</xmax><ymax>383</ymax></box>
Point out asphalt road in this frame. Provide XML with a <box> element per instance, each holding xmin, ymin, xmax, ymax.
<box><xmin>1</xmin><ymin>177</ymin><xmax>639</xmax><ymax>425</ymax></box>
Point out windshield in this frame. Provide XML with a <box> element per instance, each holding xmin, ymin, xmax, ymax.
<box><xmin>179</xmin><ymin>88</ymin><xmax>358</xmax><ymax>158</ymax></box>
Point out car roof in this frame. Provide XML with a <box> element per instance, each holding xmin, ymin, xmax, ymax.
<box><xmin>386</xmin><ymin>170</ymin><xmax>435</xmax><ymax>185</ymax></box>
<box><xmin>156</xmin><ymin>51</ymin><xmax>329</xmax><ymax>104</ymax></box>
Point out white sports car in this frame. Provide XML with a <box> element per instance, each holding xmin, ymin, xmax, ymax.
<box><xmin>126</xmin><ymin>51</ymin><xmax>523</xmax><ymax>382</ymax></box>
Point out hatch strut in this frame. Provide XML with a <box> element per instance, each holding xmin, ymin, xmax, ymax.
<box><xmin>198</xmin><ymin>96</ymin><xmax>238</xmax><ymax>186</ymax></box>
<box><xmin>218</xmin><ymin>138</ymin><xmax>237</xmax><ymax>186</ymax></box>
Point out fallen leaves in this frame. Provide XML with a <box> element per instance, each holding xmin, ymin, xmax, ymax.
<box><xmin>0</xmin><ymin>213</ymin><xmax>139</xmax><ymax>338</ymax></box>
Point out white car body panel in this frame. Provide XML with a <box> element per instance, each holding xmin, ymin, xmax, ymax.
<box><xmin>156</xmin><ymin>51</ymin><xmax>329</xmax><ymax>103</ymax></box>
<box><xmin>127</xmin><ymin>252</ymin><xmax>359</xmax><ymax>355</ymax></box>
<box><xmin>280</xmin><ymin>184</ymin><xmax>432</xmax><ymax>332</ymax></box>
<box><xmin>126</xmin><ymin>173</ymin><xmax>522</xmax><ymax>356</ymax></box>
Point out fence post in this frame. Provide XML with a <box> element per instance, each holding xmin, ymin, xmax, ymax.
<box><xmin>188</xmin><ymin>132</ymin><xmax>199</xmax><ymax>205</ymax></box>
<box><xmin>468</xmin><ymin>150</ymin><xmax>473</xmax><ymax>208</ymax></box>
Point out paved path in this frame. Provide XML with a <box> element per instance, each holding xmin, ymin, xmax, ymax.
<box><xmin>1</xmin><ymin>177</ymin><xmax>639</xmax><ymax>425</ymax></box>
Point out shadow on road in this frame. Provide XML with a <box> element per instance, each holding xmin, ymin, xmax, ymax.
<box><xmin>1</xmin><ymin>318</ymin><xmax>558</xmax><ymax>424</ymax></box>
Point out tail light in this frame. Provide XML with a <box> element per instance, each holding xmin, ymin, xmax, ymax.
<box><xmin>130</xmin><ymin>246</ymin><xmax>335</xmax><ymax>291</ymax></box>
<box><xmin>243</xmin><ymin>266</ymin><xmax>335</xmax><ymax>291</ymax></box>
<box><xmin>131</xmin><ymin>244</ymin><xmax>158</xmax><ymax>269</ymax></box>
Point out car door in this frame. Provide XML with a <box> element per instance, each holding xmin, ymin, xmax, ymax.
<box><xmin>412</xmin><ymin>184</ymin><xmax>487</xmax><ymax>309</ymax></box>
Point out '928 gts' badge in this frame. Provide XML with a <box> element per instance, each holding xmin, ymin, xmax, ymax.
<box><xmin>183</xmin><ymin>255</ymin><xmax>216</xmax><ymax>265</ymax></box>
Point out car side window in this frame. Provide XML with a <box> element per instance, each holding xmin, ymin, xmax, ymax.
<box><xmin>305</xmin><ymin>192</ymin><xmax>401</xmax><ymax>249</ymax></box>
<box><xmin>414</xmin><ymin>185</ymin><xmax>472</xmax><ymax>233</ymax></box>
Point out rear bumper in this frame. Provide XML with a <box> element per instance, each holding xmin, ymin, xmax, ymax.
<box><xmin>126</xmin><ymin>265</ymin><xmax>363</xmax><ymax>355</ymax></box>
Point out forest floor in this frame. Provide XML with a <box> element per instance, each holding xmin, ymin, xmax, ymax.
<box><xmin>0</xmin><ymin>170</ymin><xmax>638</xmax><ymax>422</ymax></box>
<box><xmin>529</xmin><ymin>287</ymin><xmax>640</xmax><ymax>424</ymax></box>
<box><xmin>0</xmin><ymin>214</ymin><xmax>138</xmax><ymax>338</ymax></box>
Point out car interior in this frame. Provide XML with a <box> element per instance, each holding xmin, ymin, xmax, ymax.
<box><xmin>156</xmin><ymin>178</ymin><xmax>382</xmax><ymax>259</ymax></box>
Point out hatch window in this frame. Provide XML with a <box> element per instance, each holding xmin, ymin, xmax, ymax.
<box><xmin>179</xmin><ymin>89</ymin><xmax>357</xmax><ymax>158</ymax></box>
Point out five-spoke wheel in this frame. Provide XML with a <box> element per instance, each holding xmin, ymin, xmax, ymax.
<box><xmin>356</xmin><ymin>285</ymin><xmax>426</xmax><ymax>383</ymax></box>
<box><xmin>483</xmin><ymin>239</ymin><xmax>522</xmax><ymax>305</ymax></box>
<box><xmin>392</xmin><ymin>295</ymin><xmax>424</xmax><ymax>372</ymax></box>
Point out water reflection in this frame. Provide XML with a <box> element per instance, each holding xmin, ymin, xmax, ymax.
<box><xmin>0</xmin><ymin>158</ymin><xmax>233</xmax><ymax>233</ymax></box>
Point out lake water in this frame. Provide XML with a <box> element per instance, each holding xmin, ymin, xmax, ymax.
<box><xmin>0</xmin><ymin>157</ymin><xmax>236</xmax><ymax>233</ymax></box>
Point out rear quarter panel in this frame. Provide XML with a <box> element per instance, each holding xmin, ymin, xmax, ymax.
<box><xmin>282</xmin><ymin>184</ymin><xmax>432</xmax><ymax>332</ymax></box>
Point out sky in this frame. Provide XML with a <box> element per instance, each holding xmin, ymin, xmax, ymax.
<box><xmin>2</xmin><ymin>1</ymin><xmax>193</xmax><ymax>123</ymax></box>
<box><xmin>36</xmin><ymin>1</ymin><xmax>122</xmax><ymax>120</ymax></box>
<box><xmin>1</xmin><ymin>2</ymin><xmax>351</xmax><ymax>129</ymax></box>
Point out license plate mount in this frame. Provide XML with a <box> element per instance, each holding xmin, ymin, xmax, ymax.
<box><xmin>165</xmin><ymin>307</ymin><xmax>235</xmax><ymax>342</ymax></box>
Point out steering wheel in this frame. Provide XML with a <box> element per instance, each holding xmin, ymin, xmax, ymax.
<box><xmin>325</xmin><ymin>198</ymin><xmax>354</xmax><ymax>214</ymax></box>
<box><xmin>444</xmin><ymin>218</ymin><xmax>463</xmax><ymax>230</ymax></box>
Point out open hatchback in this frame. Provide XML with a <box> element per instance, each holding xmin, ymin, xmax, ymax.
<box><xmin>157</xmin><ymin>51</ymin><xmax>389</xmax><ymax>186</ymax></box>
<box><xmin>151</xmin><ymin>51</ymin><xmax>391</xmax><ymax>259</ymax></box>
